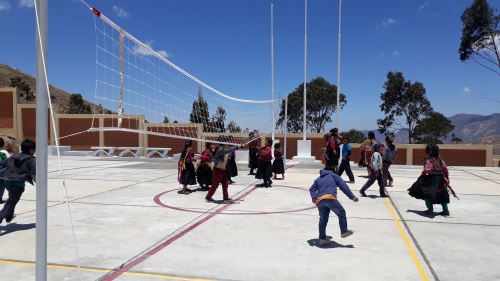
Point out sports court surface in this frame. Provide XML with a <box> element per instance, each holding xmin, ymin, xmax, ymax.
<box><xmin>0</xmin><ymin>156</ymin><xmax>499</xmax><ymax>281</ymax></box>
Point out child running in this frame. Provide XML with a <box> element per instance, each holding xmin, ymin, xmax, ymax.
<box><xmin>272</xmin><ymin>142</ymin><xmax>285</xmax><ymax>180</ymax></box>
<box><xmin>178</xmin><ymin>140</ymin><xmax>197</xmax><ymax>194</ymax></box>
<box><xmin>408</xmin><ymin>144</ymin><xmax>451</xmax><ymax>216</ymax></box>
<box><xmin>205</xmin><ymin>136</ymin><xmax>242</xmax><ymax>202</ymax></box>
<box><xmin>360</xmin><ymin>143</ymin><xmax>388</xmax><ymax>197</ymax></box>
<box><xmin>337</xmin><ymin>136</ymin><xmax>355</xmax><ymax>183</ymax></box>
<box><xmin>0</xmin><ymin>139</ymin><xmax>36</xmax><ymax>225</ymax></box>
<box><xmin>197</xmin><ymin>142</ymin><xmax>214</xmax><ymax>190</ymax></box>
<box><xmin>256</xmin><ymin>139</ymin><xmax>273</xmax><ymax>187</ymax></box>
<box><xmin>309</xmin><ymin>169</ymin><xmax>358</xmax><ymax>245</ymax></box>
<box><xmin>0</xmin><ymin>137</ymin><xmax>11</xmax><ymax>204</ymax></box>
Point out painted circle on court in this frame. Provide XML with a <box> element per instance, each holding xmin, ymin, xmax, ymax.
<box><xmin>153</xmin><ymin>185</ymin><xmax>316</xmax><ymax>215</ymax></box>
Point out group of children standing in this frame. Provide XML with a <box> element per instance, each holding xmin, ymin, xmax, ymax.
<box><xmin>177</xmin><ymin>134</ymin><xmax>286</xmax><ymax>201</ymax></box>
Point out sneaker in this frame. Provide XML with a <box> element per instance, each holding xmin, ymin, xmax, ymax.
<box><xmin>0</xmin><ymin>200</ymin><xmax>6</xmax><ymax>204</ymax></box>
<box><xmin>388</xmin><ymin>180</ymin><xmax>393</xmax><ymax>187</ymax></box>
<box><xmin>205</xmin><ymin>198</ymin><xmax>215</xmax><ymax>202</ymax></box>
<box><xmin>380</xmin><ymin>194</ymin><xmax>389</xmax><ymax>198</ymax></box>
<box><xmin>347</xmin><ymin>180</ymin><xmax>355</xmax><ymax>184</ymax></box>
<box><xmin>319</xmin><ymin>239</ymin><xmax>330</xmax><ymax>246</ymax></box>
<box><xmin>359</xmin><ymin>191</ymin><xmax>367</xmax><ymax>197</ymax></box>
<box><xmin>341</xmin><ymin>230</ymin><xmax>354</xmax><ymax>238</ymax></box>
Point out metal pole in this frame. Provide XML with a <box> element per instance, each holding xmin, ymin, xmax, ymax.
<box><xmin>271</xmin><ymin>1</ymin><xmax>275</xmax><ymax>143</ymax></box>
<box><xmin>118</xmin><ymin>32</ymin><xmax>125</xmax><ymax>128</ymax></box>
<box><xmin>336</xmin><ymin>0</ymin><xmax>342</xmax><ymax>130</ymax></box>
<box><xmin>35</xmin><ymin>0</ymin><xmax>48</xmax><ymax>280</ymax></box>
<box><xmin>303</xmin><ymin>0</ymin><xmax>307</xmax><ymax>140</ymax></box>
<box><xmin>284</xmin><ymin>95</ymin><xmax>288</xmax><ymax>165</ymax></box>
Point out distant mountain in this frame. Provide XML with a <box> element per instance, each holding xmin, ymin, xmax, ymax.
<box><xmin>448</xmin><ymin>113</ymin><xmax>500</xmax><ymax>143</ymax></box>
<box><xmin>360</xmin><ymin>113</ymin><xmax>500</xmax><ymax>144</ymax></box>
<box><xmin>0</xmin><ymin>63</ymin><xmax>104</xmax><ymax>113</ymax></box>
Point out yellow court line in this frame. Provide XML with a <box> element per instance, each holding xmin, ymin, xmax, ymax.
<box><xmin>0</xmin><ymin>259</ymin><xmax>213</xmax><ymax>281</ymax></box>
<box><xmin>383</xmin><ymin>198</ymin><xmax>430</xmax><ymax>281</ymax></box>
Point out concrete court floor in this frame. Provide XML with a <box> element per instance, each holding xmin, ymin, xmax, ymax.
<box><xmin>0</xmin><ymin>156</ymin><xmax>499</xmax><ymax>281</ymax></box>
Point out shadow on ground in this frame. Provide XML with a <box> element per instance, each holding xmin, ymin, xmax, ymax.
<box><xmin>0</xmin><ymin>223</ymin><xmax>36</xmax><ymax>236</ymax></box>
<box><xmin>307</xmin><ymin>237</ymin><xmax>354</xmax><ymax>249</ymax></box>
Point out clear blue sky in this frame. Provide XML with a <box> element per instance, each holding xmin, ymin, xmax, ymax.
<box><xmin>0</xmin><ymin>0</ymin><xmax>499</xmax><ymax>131</ymax></box>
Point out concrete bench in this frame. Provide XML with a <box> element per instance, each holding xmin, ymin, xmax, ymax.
<box><xmin>146</xmin><ymin>147</ymin><xmax>171</xmax><ymax>158</ymax></box>
<box><xmin>91</xmin><ymin>147</ymin><xmax>116</xmax><ymax>157</ymax></box>
<box><xmin>117</xmin><ymin>147</ymin><xmax>143</xmax><ymax>157</ymax></box>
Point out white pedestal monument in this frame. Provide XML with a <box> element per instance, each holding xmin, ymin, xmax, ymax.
<box><xmin>292</xmin><ymin>139</ymin><xmax>316</xmax><ymax>163</ymax></box>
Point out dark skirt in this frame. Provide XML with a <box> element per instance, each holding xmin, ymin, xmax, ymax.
<box><xmin>408</xmin><ymin>174</ymin><xmax>450</xmax><ymax>204</ymax></box>
<box><xmin>249</xmin><ymin>148</ymin><xmax>259</xmax><ymax>169</ymax></box>
<box><xmin>272</xmin><ymin>158</ymin><xmax>285</xmax><ymax>174</ymax></box>
<box><xmin>325</xmin><ymin>149</ymin><xmax>339</xmax><ymax>167</ymax></box>
<box><xmin>197</xmin><ymin>164</ymin><xmax>213</xmax><ymax>186</ymax></box>
<box><xmin>255</xmin><ymin>161</ymin><xmax>272</xmax><ymax>179</ymax></box>
<box><xmin>179</xmin><ymin>162</ymin><xmax>197</xmax><ymax>186</ymax></box>
<box><xmin>226</xmin><ymin>158</ymin><xmax>238</xmax><ymax>177</ymax></box>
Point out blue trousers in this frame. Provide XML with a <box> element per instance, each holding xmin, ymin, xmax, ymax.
<box><xmin>338</xmin><ymin>159</ymin><xmax>354</xmax><ymax>181</ymax></box>
<box><xmin>317</xmin><ymin>199</ymin><xmax>348</xmax><ymax>240</ymax></box>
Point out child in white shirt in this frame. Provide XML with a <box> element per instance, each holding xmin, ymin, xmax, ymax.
<box><xmin>360</xmin><ymin>144</ymin><xmax>387</xmax><ymax>198</ymax></box>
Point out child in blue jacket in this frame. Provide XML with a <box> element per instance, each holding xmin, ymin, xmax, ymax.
<box><xmin>309</xmin><ymin>169</ymin><xmax>359</xmax><ymax>245</ymax></box>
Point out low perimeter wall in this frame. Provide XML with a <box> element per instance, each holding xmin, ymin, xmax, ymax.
<box><xmin>0</xmin><ymin>88</ymin><xmax>495</xmax><ymax>167</ymax></box>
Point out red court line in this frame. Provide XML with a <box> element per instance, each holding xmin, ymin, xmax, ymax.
<box><xmin>100</xmin><ymin>186</ymin><xmax>259</xmax><ymax>281</ymax></box>
<box><xmin>101</xmin><ymin>162</ymin><xmax>299</xmax><ymax>280</ymax></box>
<box><xmin>153</xmin><ymin>186</ymin><xmax>315</xmax><ymax>215</ymax></box>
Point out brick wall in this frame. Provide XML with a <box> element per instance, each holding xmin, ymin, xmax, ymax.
<box><xmin>103</xmin><ymin>118</ymin><xmax>140</xmax><ymax>147</ymax></box>
<box><xmin>59</xmin><ymin>118</ymin><xmax>99</xmax><ymax>150</ymax></box>
<box><xmin>147</xmin><ymin>126</ymin><xmax>199</xmax><ymax>156</ymax></box>
<box><xmin>0</xmin><ymin>91</ymin><xmax>14</xmax><ymax>129</ymax></box>
<box><xmin>21</xmin><ymin>108</ymin><xmax>36</xmax><ymax>140</ymax></box>
<box><xmin>412</xmin><ymin>148</ymin><xmax>486</xmax><ymax>167</ymax></box>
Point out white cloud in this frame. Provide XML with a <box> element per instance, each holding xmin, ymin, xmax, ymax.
<box><xmin>133</xmin><ymin>40</ymin><xmax>170</xmax><ymax>58</ymax></box>
<box><xmin>113</xmin><ymin>5</ymin><xmax>129</xmax><ymax>18</ymax></box>
<box><xmin>392</xmin><ymin>50</ymin><xmax>400</xmax><ymax>56</ymax></box>
<box><xmin>382</xmin><ymin>18</ymin><xmax>396</xmax><ymax>28</ymax></box>
<box><xmin>463</xmin><ymin>86</ymin><xmax>470</xmax><ymax>93</ymax></box>
<box><xmin>0</xmin><ymin>0</ymin><xmax>11</xmax><ymax>11</ymax></box>
<box><xmin>418</xmin><ymin>1</ymin><xmax>430</xmax><ymax>12</ymax></box>
<box><xmin>18</xmin><ymin>0</ymin><xmax>34</xmax><ymax>8</ymax></box>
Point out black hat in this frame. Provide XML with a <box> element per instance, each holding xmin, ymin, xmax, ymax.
<box><xmin>426</xmin><ymin>144</ymin><xmax>439</xmax><ymax>157</ymax></box>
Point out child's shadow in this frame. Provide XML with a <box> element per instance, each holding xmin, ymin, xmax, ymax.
<box><xmin>307</xmin><ymin>237</ymin><xmax>354</xmax><ymax>249</ymax></box>
<box><xmin>0</xmin><ymin>223</ymin><xmax>36</xmax><ymax>236</ymax></box>
<box><xmin>407</xmin><ymin>209</ymin><xmax>436</xmax><ymax>219</ymax></box>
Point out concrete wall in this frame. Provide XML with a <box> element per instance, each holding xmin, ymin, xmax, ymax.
<box><xmin>0</xmin><ymin>87</ymin><xmax>495</xmax><ymax>166</ymax></box>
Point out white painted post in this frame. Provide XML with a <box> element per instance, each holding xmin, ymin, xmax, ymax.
<box><xmin>35</xmin><ymin>0</ymin><xmax>48</xmax><ymax>280</ymax></box>
<box><xmin>303</xmin><ymin>0</ymin><xmax>307</xmax><ymax>140</ymax></box>
<box><xmin>271</xmin><ymin>2</ymin><xmax>275</xmax><ymax>143</ymax></box>
<box><xmin>336</xmin><ymin>0</ymin><xmax>343</xmax><ymax>130</ymax></box>
<box><xmin>284</xmin><ymin>95</ymin><xmax>288</xmax><ymax>165</ymax></box>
